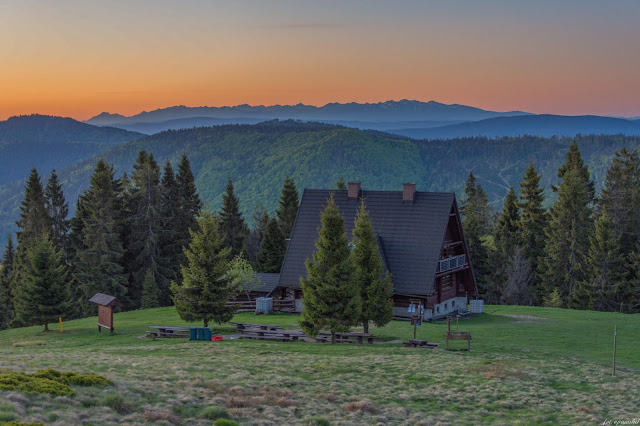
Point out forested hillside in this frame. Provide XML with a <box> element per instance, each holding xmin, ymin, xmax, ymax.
<box><xmin>1</xmin><ymin>120</ymin><xmax>639</xmax><ymax>248</ymax></box>
<box><xmin>0</xmin><ymin>115</ymin><xmax>143</xmax><ymax>186</ymax></box>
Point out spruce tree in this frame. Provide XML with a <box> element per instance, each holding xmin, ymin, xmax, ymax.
<box><xmin>140</xmin><ymin>270</ymin><xmax>160</xmax><ymax>309</ymax></box>
<box><xmin>0</xmin><ymin>236</ymin><xmax>16</xmax><ymax>329</ymax></box>
<box><xmin>128</xmin><ymin>151</ymin><xmax>173</xmax><ymax>306</ymax></box>
<box><xmin>219</xmin><ymin>178</ymin><xmax>249</xmax><ymax>258</ymax></box>
<box><xmin>176</xmin><ymin>153</ymin><xmax>202</xmax><ymax>235</ymax></box>
<box><xmin>336</xmin><ymin>177</ymin><xmax>346</xmax><ymax>190</ymax></box>
<box><xmin>541</xmin><ymin>141</ymin><xmax>595</xmax><ymax>306</ymax></box>
<box><xmin>13</xmin><ymin>236</ymin><xmax>68</xmax><ymax>331</ymax></box>
<box><xmin>462</xmin><ymin>172</ymin><xmax>492</xmax><ymax>300</ymax></box>
<box><xmin>160</xmin><ymin>161</ymin><xmax>181</xmax><ymax>282</ymax></box>
<box><xmin>300</xmin><ymin>194</ymin><xmax>361</xmax><ymax>343</ymax></box>
<box><xmin>517</xmin><ymin>162</ymin><xmax>547</xmax><ymax>303</ymax></box>
<box><xmin>276</xmin><ymin>176</ymin><xmax>299</xmax><ymax>239</ymax></box>
<box><xmin>247</xmin><ymin>206</ymin><xmax>269</xmax><ymax>265</ymax></box>
<box><xmin>351</xmin><ymin>200</ymin><xmax>393</xmax><ymax>333</ymax></box>
<box><xmin>257</xmin><ymin>217</ymin><xmax>286</xmax><ymax>273</ymax></box>
<box><xmin>490</xmin><ymin>187</ymin><xmax>521</xmax><ymax>304</ymax></box>
<box><xmin>44</xmin><ymin>170</ymin><xmax>70</xmax><ymax>259</ymax></box>
<box><xmin>74</xmin><ymin>160</ymin><xmax>129</xmax><ymax>316</ymax></box>
<box><xmin>170</xmin><ymin>211</ymin><xmax>235</xmax><ymax>327</ymax></box>
<box><xmin>573</xmin><ymin>213</ymin><xmax>626</xmax><ymax>311</ymax></box>
<box><xmin>15</xmin><ymin>169</ymin><xmax>50</xmax><ymax>251</ymax></box>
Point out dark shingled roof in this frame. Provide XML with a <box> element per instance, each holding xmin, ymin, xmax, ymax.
<box><xmin>89</xmin><ymin>293</ymin><xmax>122</xmax><ymax>307</ymax></box>
<box><xmin>278</xmin><ymin>189</ymin><xmax>456</xmax><ymax>296</ymax></box>
<box><xmin>254</xmin><ymin>273</ymin><xmax>280</xmax><ymax>294</ymax></box>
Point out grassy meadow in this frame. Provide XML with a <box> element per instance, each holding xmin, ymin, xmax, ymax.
<box><xmin>0</xmin><ymin>305</ymin><xmax>638</xmax><ymax>425</ymax></box>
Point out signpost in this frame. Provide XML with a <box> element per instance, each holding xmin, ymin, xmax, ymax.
<box><xmin>408</xmin><ymin>299</ymin><xmax>424</xmax><ymax>340</ymax></box>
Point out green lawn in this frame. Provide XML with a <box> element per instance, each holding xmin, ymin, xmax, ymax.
<box><xmin>0</xmin><ymin>305</ymin><xmax>638</xmax><ymax>425</ymax></box>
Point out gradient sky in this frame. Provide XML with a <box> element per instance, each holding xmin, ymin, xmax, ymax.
<box><xmin>1</xmin><ymin>0</ymin><xmax>639</xmax><ymax>120</ymax></box>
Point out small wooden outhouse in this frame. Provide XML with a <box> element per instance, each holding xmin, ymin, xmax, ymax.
<box><xmin>89</xmin><ymin>293</ymin><xmax>122</xmax><ymax>333</ymax></box>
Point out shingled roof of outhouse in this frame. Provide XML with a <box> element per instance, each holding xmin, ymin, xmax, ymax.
<box><xmin>278</xmin><ymin>188</ymin><xmax>455</xmax><ymax>296</ymax></box>
<box><xmin>89</xmin><ymin>293</ymin><xmax>122</xmax><ymax>307</ymax></box>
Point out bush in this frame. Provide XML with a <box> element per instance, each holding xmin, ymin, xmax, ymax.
<box><xmin>213</xmin><ymin>420</ymin><xmax>238</xmax><ymax>426</ymax></box>
<box><xmin>102</xmin><ymin>393</ymin><xmax>134</xmax><ymax>414</ymax></box>
<box><xmin>305</xmin><ymin>418</ymin><xmax>330</xmax><ymax>426</ymax></box>
<box><xmin>201</xmin><ymin>406</ymin><xmax>230</xmax><ymax>420</ymax></box>
<box><xmin>0</xmin><ymin>369</ymin><xmax>112</xmax><ymax>397</ymax></box>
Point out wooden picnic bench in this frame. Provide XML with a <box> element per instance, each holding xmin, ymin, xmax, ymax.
<box><xmin>147</xmin><ymin>326</ymin><xmax>190</xmax><ymax>339</ymax></box>
<box><xmin>230</xmin><ymin>322</ymin><xmax>283</xmax><ymax>334</ymax></box>
<box><xmin>403</xmin><ymin>339</ymin><xmax>439</xmax><ymax>348</ymax></box>
<box><xmin>238</xmin><ymin>328</ymin><xmax>305</xmax><ymax>342</ymax></box>
<box><xmin>315</xmin><ymin>331</ymin><xmax>377</xmax><ymax>344</ymax></box>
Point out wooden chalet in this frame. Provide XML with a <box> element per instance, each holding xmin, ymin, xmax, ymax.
<box><xmin>274</xmin><ymin>182</ymin><xmax>478</xmax><ymax>320</ymax></box>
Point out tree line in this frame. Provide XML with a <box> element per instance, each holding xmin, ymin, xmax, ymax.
<box><xmin>0</xmin><ymin>151</ymin><xmax>299</xmax><ymax>330</ymax></box>
<box><xmin>464</xmin><ymin>141</ymin><xmax>640</xmax><ymax>313</ymax></box>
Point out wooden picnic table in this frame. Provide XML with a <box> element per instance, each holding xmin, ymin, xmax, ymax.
<box><xmin>239</xmin><ymin>328</ymin><xmax>305</xmax><ymax>342</ymax></box>
<box><xmin>147</xmin><ymin>326</ymin><xmax>190</xmax><ymax>338</ymax></box>
<box><xmin>403</xmin><ymin>339</ymin><xmax>439</xmax><ymax>348</ymax></box>
<box><xmin>230</xmin><ymin>322</ymin><xmax>283</xmax><ymax>333</ymax></box>
<box><xmin>316</xmin><ymin>331</ymin><xmax>376</xmax><ymax>344</ymax></box>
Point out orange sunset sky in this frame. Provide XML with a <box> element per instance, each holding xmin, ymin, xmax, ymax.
<box><xmin>1</xmin><ymin>0</ymin><xmax>639</xmax><ymax>121</ymax></box>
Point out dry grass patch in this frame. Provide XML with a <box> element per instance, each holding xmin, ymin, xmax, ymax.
<box><xmin>142</xmin><ymin>409</ymin><xmax>180</xmax><ymax>424</ymax></box>
<box><xmin>342</xmin><ymin>399</ymin><xmax>381</xmax><ymax>414</ymax></box>
<box><xmin>11</xmin><ymin>341</ymin><xmax>45</xmax><ymax>348</ymax></box>
<box><xmin>315</xmin><ymin>392</ymin><xmax>337</xmax><ymax>402</ymax></box>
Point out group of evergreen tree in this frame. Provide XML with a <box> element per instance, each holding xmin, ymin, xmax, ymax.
<box><xmin>465</xmin><ymin>142</ymin><xmax>640</xmax><ymax>313</ymax></box>
<box><xmin>0</xmin><ymin>153</ymin><xmax>202</xmax><ymax>330</ymax></box>
<box><xmin>0</xmin><ymin>161</ymin><xmax>301</xmax><ymax>330</ymax></box>
<box><xmin>300</xmin><ymin>196</ymin><xmax>394</xmax><ymax>343</ymax></box>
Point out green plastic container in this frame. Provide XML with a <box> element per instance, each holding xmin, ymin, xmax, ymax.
<box><xmin>203</xmin><ymin>327</ymin><xmax>212</xmax><ymax>341</ymax></box>
<box><xmin>197</xmin><ymin>327</ymin><xmax>205</xmax><ymax>341</ymax></box>
<box><xmin>189</xmin><ymin>327</ymin><xmax>198</xmax><ymax>340</ymax></box>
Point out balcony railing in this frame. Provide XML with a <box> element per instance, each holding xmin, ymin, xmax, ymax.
<box><xmin>438</xmin><ymin>254</ymin><xmax>467</xmax><ymax>273</ymax></box>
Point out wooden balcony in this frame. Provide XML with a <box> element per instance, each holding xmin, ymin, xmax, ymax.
<box><xmin>438</xmin><ymin>254</ymin><xmax>467</xmax><ymax>273</ymax></box>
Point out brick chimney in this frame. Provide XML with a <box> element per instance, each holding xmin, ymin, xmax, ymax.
<box><xmin>347</xmin><ymin>182</ymin><xmax>361</xmax><ymax>199</ymax></box>
<box><xmin>403</xmin><ymin>183</ymin><xmax>416</xmax><ymax>202</ymax></box>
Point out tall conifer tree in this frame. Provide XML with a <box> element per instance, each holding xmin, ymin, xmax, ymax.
<box><xmin>351</xmin><ymin>200</ymin><xmax>393</xmax><ymax>333</ymax></box>
<box><xmin>129</xmin><ymin>151</ymin><xmax>173</xmax><ymax>306</ymax></box>
<box><xmin>171</xmin><ymin>211</ymin><xmax>235</xmax><ymax>327</ymax></box>
<box><xmin>541</xmin><ymin>141</ymin><xmax>595</xmax><ymax>306</ymax></box>
<box><xmin>16</xmin><ymin>169</ymin><xmax>50</xmax><ymax>251</ymax></box>
<box><xmin>247</xmin><ymin>206</ymin><xmax>269</xmax><ymax>265</ymax></box>
<box><xmin>0</xmin><ymin>236</ymin><xmax>16</xmax><ymax>329</ymax></box>
<box><xmin>160</xmin><ymin>161</ymin><xmax>182</xmax><ymax>282</ymax></box>
<box><xmin>573</xmin><ymin>213</ymin><xmax>626</xmax><ymax>311</ymax></box>
<box><xmin>74</xmin><ymin>160</ymin><xmax>129</xmax><ymax>315</ymax></box>
<box><xmin>300</xmin><ymin>194</ymin><xmax>361</xmax><ymax>343</ymax></box>
<box><xmin>219</xmin><ymin>178</ymin><xmax>249</xmax><ymax>258</ymax></box>
<box><xmin>257</xmin><ymin>217</ymin><xmax>286</xmax><ymax>273</ymax></box>
<box><xmin>462</xmin><ymin>172</ymin><xmax>492</xmax><ymax>300</ymax></box>
<box><xmin>44</xmin><ymin>170</ymin><xmax>70</xmax><ymax>259</ymax></box>
<box><xmin>276</xmin><ymin>176</ymin><xmax>299</xmax><ymax>239</ymax></box>
<box><xmin>490</xmin><ymin>187</ymin><xmax>522</xmax><ymax>304</ymax></box>
<box><xmin>176</xmin><ymin>153</ymin><xmax>202</xmax><ymax>235</ymax></box>
<box><xmin>13</xmin><ymin>237</ymin><xmax>68</xmax><ymax>331</ymax></box>
<box><xmin>517</xmin><ymin>162</ymin><xmax>547</xmax><ymax>303</ymax></box>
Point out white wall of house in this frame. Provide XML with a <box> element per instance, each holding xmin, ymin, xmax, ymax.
<box><xmin>424</xmin><ymin>296</ymin><xmax>467</xmax><ymax>319</ymax></box>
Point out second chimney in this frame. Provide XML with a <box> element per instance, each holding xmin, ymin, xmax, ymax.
<box><xmin>348</xmin><ymin>182</ymin><xmax>361</xmax><ymax>199</ymax></box>
<box><xmin>403</xmin><ymin>183</ymin><xmax>416</xmax><ymax>202</ymax></box>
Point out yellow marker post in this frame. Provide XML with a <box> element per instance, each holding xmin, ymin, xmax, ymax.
<box><xmin>59</xmin><ymin>317</ymin><xmax>63</xmax><ymax>333</ymax></box>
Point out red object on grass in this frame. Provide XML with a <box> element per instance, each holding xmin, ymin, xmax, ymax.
<box><xmin>211</xmin><ymin>336</ymin><xmax>223</xmax><ymax>341</ymax></box>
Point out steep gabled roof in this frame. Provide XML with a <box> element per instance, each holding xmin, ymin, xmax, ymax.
<box><xmin>89</xmin><ymin>293</ymin><xmax>122</xmax><ymax>307</ymax></box>
<box><xmin>254</xmin><ymin>273</ymin><xmax>280</xmax><ymax>294</ymax></box>
<box><xmin>278</xmin><ymin>189</ymin><xmax>455</xmax><ymax>296</ymax></box>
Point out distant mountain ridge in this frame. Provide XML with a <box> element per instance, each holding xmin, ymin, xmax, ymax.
<box><xmin>390</xmin><ymin>114</ymin><xmax>640</xmax><ymax>139</ymax></box>
<box><xmin>86</xmin><ymin>100</ymin><xmax>531</xmax><ymax>127</ymax></box>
